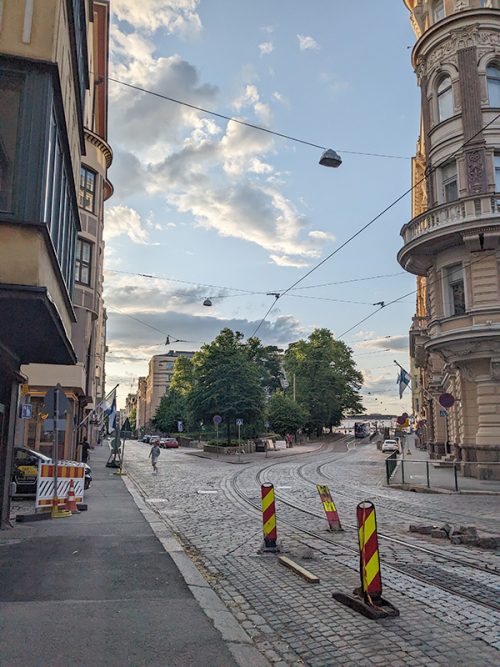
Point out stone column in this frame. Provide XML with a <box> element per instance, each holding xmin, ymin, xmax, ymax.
<box><xmin>474</xmin><ymin>375</ymin><xmax>500</xmax><ymax>479</ymax></box>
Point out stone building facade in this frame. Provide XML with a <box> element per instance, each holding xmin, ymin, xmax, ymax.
<box><xmin>401</xmin><ymin>0</ymin><xmax>500</xmax><ymax>478</ymax></box>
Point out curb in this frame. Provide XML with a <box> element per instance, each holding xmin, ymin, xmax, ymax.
<box><xmin>121</xmin><ymin>472</ymin><xmax>272</xmax><ymax>667</ymax></box>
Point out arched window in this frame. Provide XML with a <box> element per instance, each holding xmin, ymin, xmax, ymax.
<box><xmin>486</xmin><ymin>65</ymin><xmax>500</xmax><ymax>107</ymax></box>
<box><xmin>437</xmin><ymin>76</ymin><xmax>453</xmax><ymax>122</ymax></box>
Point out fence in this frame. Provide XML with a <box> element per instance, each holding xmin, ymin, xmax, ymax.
<box><xmin>386</xmin><ymin>457</ymin><xmax>500</xmax><ymax>492</ymax></box>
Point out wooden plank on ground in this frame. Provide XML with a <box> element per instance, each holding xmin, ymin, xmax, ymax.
<box><xmin>278</xmin><ymin>555</ymin><xmax>320</xmax><ymax>583</ymax></box>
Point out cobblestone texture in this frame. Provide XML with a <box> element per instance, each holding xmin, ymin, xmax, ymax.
<box><xmin>125</xmin><ymin>437</ymin><xmax>500</xmax><ymax>666</ymax></box>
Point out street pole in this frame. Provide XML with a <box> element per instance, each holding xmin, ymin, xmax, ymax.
<box><xmin>216</xmin><ymin>423</ymin><xmax>219</xmax><ymax>458</ymax></box>
<box><xmin>52</xmin><ymin>388</ymin><xmax>59</xmax><ymax>511</ymax></box>
<box><xmin>238</xmin><ymin>422</ymin><xmax>241</xmax><ymax>462</ymax></box>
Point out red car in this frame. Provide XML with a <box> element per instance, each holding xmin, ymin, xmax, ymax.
<box><xmin>160</xmin><ymin>437</ymin><xmax>179</xmax><ymax>449</ymax></box>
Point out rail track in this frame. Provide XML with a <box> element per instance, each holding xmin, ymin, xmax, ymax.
<box><xmin>226</xmin><ymin>460</ymin><xmax>500</xmax><ymax>613</ymax></box>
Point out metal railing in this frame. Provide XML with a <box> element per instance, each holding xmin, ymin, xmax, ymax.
<box><xmin>386</xmin><ymin>456</ymin><xmax>500</xmax><ymax>492</ymax></box>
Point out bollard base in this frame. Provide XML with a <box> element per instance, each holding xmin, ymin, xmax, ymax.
<box><xmin>327</xmin><ymin>524</ymin><xmax>343</xmax><ymax>532</ymax></box>
<box><xmin>259</xmin><ymin>540</ymin><xmax>281</xmax><ymax>554</ymax></box>
<box><xmin>332</xmin><ymin>589</ymin><xmax>400</xmax><ymax>620</ymax></box>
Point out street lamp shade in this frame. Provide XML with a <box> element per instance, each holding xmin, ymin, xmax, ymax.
<box><xmin>203</xmin><ymin>298</ymin><xmax>213</xmax><ymax>307</ymax></box>
<box><xmin>319</xmin><ymin>148</ymin><xmax>342</xmax><ymax>168</ymax></box>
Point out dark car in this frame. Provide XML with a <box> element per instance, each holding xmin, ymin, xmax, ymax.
<box><xmin>13</xmin><ymin>447</ymin><xmax>92</xmax><ymax>495</ymax></box>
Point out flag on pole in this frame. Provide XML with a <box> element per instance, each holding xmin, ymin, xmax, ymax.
<box><xmin>397</xmin><ymin>367</ymin><xmax>411</xmax><ymax>399</ymax></box>
<box><xmin>105</xmin><ymin>390</ymin><xmax>117</xmax><ymax>434</ymax></box>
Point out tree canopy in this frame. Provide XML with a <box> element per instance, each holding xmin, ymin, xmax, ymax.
<box><xmin>267</xmin><ymin>393</ymin><xmax>308</xmax><ymax>436</ymax></box>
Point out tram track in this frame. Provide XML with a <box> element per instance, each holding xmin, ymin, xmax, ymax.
<box><xmin>226</xmin><ymin>462</ymin><xmax>500</xmax><ymax>613</ymax></box>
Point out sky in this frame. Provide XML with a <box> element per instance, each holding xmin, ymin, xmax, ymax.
<box><xmin>104</xmin><ymin>0</ymin><xmax>419</xmax><ymax>415</ymax></box>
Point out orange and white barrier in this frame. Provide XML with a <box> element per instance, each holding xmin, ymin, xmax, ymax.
<box><xmin>36</xmin><ymin>463</ymin><xmax>85</xmax><ymax>509</ymax></box>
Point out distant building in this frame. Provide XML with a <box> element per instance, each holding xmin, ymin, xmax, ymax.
<box><xmin>136</xmin><ymin>377</ymin><xmax>147</xmax><ymax>434</ymax></box>
<box><xmin>401</xmin><ymin>1</ymin><xmax>500</xmax><ymax>478</ymax></box>
<box><xmin>144</xmin><ymin>351</ymin><xmax>195</xmax><ymax>428</ymax></box>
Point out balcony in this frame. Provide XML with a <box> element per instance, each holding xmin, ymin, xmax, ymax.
<box><xmin>398</xmin><ymin>194</ymin><xmax>500</xmax><ymax>275</ymax></box>
<box><xmin>410</xmin><ymin>315</ymin><xmax>430</xmax><ymax>368</ymax></box>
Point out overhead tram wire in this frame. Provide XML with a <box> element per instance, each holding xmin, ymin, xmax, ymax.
<box><xmin>107</xmin><ymin>76</ymin><xmax>411</xmax><ymax>161</ymax></box>
<box><xmin>249</xmin><ymin>110</ymin><xmax>500</xmax><ymax>338</ymax></box>
<box><xmin>337</xmin><ymin>250</ymin><xmax>497</xmax><ymax>339</ymax></box>
<box><xmin>106</xmin><ymin>304</ymin><xmax>203</xmax><ymax>345</ymax></box>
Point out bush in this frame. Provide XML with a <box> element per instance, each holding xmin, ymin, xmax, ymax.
<box><xmin>207</xmin><ymin>440</ymin><xmax>234</xmax><ymax>447</ymax></box>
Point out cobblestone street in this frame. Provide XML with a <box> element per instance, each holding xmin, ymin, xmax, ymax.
<box><xmin>123</xmin><ymin>437</ymin><xmax>500</xmax><ymax>666</ymax></box>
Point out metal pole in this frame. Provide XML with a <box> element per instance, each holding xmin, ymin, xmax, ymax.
<box><xmin>53</xmin><ymin>388</ymin><xmax>59</xmax><ymax>510</ymax></box>
<box><xmin>216</xmin><ymin>423</ymin><xmax>219</xmax><ymax>458</ymax></box>
<box><xmin>426</xmin><ymin>460</ymin><xmax>430</xmax><ymax>488</ymax></box>
<box><xmin>401</xmin><ymin>459</ymin><xmax>405</xmax><ymax>485</ymax></box>
<box><xmin>453</xmin><ymin>462</ymin><xmax>458</xmax><ymax>492</ymax></box>
<box><xmin>238</xmin><ymin>423</ymin><xmax>241</xmax><ymax>462</ymax></box>
<box><xmin>386</xmin><ymin>459</ymin><xmax>390</xmax><ymax>485</ymax></box>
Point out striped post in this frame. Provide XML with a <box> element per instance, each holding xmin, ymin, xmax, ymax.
<box><xmin>261</xmin><ymin>483</ymin><xmax>278</xmax><ymax>551</ymax></box>
<box><xmin>356</xmin><ymin>501</ymin><xmax>382</xmax><ymax>604</ymax></box>
<box><xmin>316</xmin><ymin>484</ymin><xmax>342</xmax><ymax>531</ymax></box>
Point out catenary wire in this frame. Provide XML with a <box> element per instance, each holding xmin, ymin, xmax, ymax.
<box><xmin>249</xmin><ymin>110</ymin><xmax>500</xmax><ymax>337</ymax></box>
<box><xmin>106</xmin><ymin>304</ymin><xmax>203</xmax><ymax>344</ymax></box>
<box><xmin>107</xmin><ymin>76</ymin><xmax>410</xmax><ymax>160</ymax></box>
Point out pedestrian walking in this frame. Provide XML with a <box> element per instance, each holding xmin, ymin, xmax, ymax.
<box><xmin>149</xmin><ymin>442</ymin><xmax>161</xmax><ymax>473</ymax></box>
<box><xmin>79</xmin><ymin>437</ymin><xmax>91</xmax><ymax>463</ymax></box>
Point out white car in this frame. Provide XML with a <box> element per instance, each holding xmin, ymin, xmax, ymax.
<box><xmin>382</xmin><ymin>439</ymin><xmax>400</xmax><ymax>453</ymax></box>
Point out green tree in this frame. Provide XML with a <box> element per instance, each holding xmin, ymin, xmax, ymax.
<box><xmin>170</xmin><ymin>356</ymin><xmax>195</xmax><ymax>396</ymax></box>
<box><xmin>245</xmin><ymin>337</ymin><xmax>285</xmax><ymax>393</ymax></box>
<box><xmin>267</xmin><ymin>393</ymin><xmax>308</xmax><ymax>436</ymax></box>
<box><xmin>189</xmin><ymin>329</ymin><xmax>265</xmax><ymax>443</ymax></box>
<box><xmin>128</xmin><ymin>405</ymin><xmax>137</xmax><ymax>432</ymax></box>
<box><xmin>153</xmin><ymin>389</ymin><xmax>188</xmax><ymax>433</ymax></box>
<box><xmin>284</xmin><ymin>328</ymin><xmax>363</xmax><ymax>435</ymax></box>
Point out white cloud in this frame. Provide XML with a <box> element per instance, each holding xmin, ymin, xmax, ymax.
<box><xmin>258</xmin><ymin>41</ymin><xmax>274</xmax><ymax>56</ymax></box>
<box><xmin>297</xmin><ymin>34</ymin><xmax>320</xmax><ymax>51</ymax></box>
<box><xmin>112</xmin><ymin>0</ymin><xmax>202</xmax><ymax>36</ymax></box>
<box><xmin>358</xmin><ymin>335</ymin><xmax>408</xmax><ymax>352</ymax></box>
<box><xmin>272</xmin><ymin>91</ymin><xmax>288</xmax><ymax>105</ymax></box>
<box><xmin>105</xmin><ymin>205</ymin><xmax>153</xmax><ymax>244</ymax></box>
<box><xmin>269</xmin><ymin>255</ymin><xmax>310</xmax><ymax>268</ymax></box>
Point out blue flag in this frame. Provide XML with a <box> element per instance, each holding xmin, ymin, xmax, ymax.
<box><xmin>397</xmin><ymin>368</ymin><xmax>411</xmax><ymax>399</ymax></box>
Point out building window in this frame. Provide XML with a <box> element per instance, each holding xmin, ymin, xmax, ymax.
<box><xmin>0</xmin><ymin>73</ymin><xmax>23</xmax><ymax>212</ymax></box>
<box><xmin>75</xmin><ymin>238</ymin><xmax>92</xmax><ymax>285</ymax></box>
<box><xmin>495</xmin><ymin>155</ymin><xmax>500</xmax><ymax>191</ymax></box>
<box><xmin>437</xmin><ymin>76</ymin><xmax>453</xmax><ymax>121</ymax></box>
<box><xmin>442</xmin><ymin>162</ymin><xmax>458</xmax><ymax>202</ymax></box>
<box><xmin>487</xmin><ymin>65</ymin><xmax>500</xmax><ymax>108</ymax></box>
<box><xmin>446</xmin><ymin>264</ymin><xmax>466</xmax><ymax>316</ymax></box>
<box><xmin>79</xmin><ymin>166</ymin><xmax>96</xmax><ymax>212</ymax></box>
<box><xmin>433</xmin><ymin>0</ymin><xmax>445</xmax><ymax>22</ymax></box>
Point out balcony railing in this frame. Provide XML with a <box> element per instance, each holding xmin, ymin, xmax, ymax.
<box><xmin>401</xmin><ymin>194</ymin><xmax>500</xmax><ymax>245</ymax></box>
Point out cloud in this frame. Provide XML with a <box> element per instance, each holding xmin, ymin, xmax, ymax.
<box><xmin>258</xmin><ymin>41</ymin><xmax>274</xmax><ymax>56</ymax></box>
<box><xmin>297</xmin><ymin>34</ymin><xmax>320</xmax><ymax>51</ymax></box>
<box><xmin>104</xmin><ymin>205</ymin><xmax>153</xmax><ymax>244</ymax></box>
<box><xmin>272</xmin><ymin>91</ymin><xmax>288</xmax><ymax>105</ymax></box>
<box><xmin>112</xmin><ymin>0</ymin><xmax>202</xmax><ymax>37</ymax></box>
<box><xmin>358</xmin><ymin>335</ymin><xmax>408</xmax><ymax>352</ymax></box>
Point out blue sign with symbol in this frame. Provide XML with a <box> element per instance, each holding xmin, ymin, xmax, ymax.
<box><xmin>21</xmin><ymin>404</ymin><xmax>33</xmax><ymax>419</ymax></box>
<box><xmin>213</xmin><ymin>415</ymin><xmax>222</xmax><ymax>425</ymax></box>
<box><xmin>236</xmin><ymin>418</ymin><xmax>243</xmax><ymax>426</ymax></box>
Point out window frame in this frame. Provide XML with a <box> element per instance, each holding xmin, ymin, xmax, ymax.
<box><xmin>433</xmin><ymin>0</ymin><xmax>445</xmax><ymax>22</ymax></box>
<box><xmin>443</xmin><ymin>264</ymin><xmax>466</xmax><ymax>317</ymax></box>
<box><xmin>437</xmin><ymin>75</ymin><xmax>453</xmax><ymax>122</ymax></box>
<box><xmin>495</xmin><ymin>154</ymin><xmax>500</xmax><ymax>192</ymax></box>
<box><xmin>441</xmin><ymin>162</ymin><xmax>458</xmax><ymax>203</ymax></box>
<box><xmin>486</xmin><ymin>64</ymin><xmax>500</xmax><ymax>108</ymax></box>
<box><xmin>75</xmin><ymin>238</ymin><xmax>92</xmax><ymax>286</ymax></box>
<box><xmin>79</xmin><ymin>165</ymin><xmax>97</xmax><ymax>213</ymax></box>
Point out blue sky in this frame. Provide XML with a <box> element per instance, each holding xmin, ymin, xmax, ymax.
<box><xmin>105</xmin><ymin>0</ymin><xmax>418</xmax><ymax>414</ymax></box>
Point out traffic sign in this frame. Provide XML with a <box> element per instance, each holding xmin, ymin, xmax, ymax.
<box><xmin>43</xmin><ymin>384</ymin><xmax>70</xmax><ymax>417</ymax></box>
<box><xmin>177</xmin><ymin>420</ymin><xmax>184</xmax><ymax>432</ymax></box>
<box><xmin>439</xmin><ymin>409</ymin><xmax>447</xmax><ymax>417</ymax></box>
<box><xmin>236</xmin><ymin>418</ymin><xmax>243</xmax><ymax>426</ymax></box>
<box><xmin>20</xmin><ymin>404</ymin><xmax>33</xmax><ymax>419</ymax></box>
<box><xmin>439</xmin><ymin>393</ymin><xmax>454</xmax><ymax>408</ymax></box>
<box><xmin>213</xmin><ymin>415</ymin><xmax>222</xmax><ymax>425</ymax></box>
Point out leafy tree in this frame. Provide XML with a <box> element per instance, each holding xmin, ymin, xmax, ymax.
<box><xmin>189</xmin><ymin>329</ymin><xmax>265</xmax><ymax>443</ymax></box>
<box><xmin>128</xmin><ymin>406</ymin><xmax>137</xmax><ymax>432</ymax></box>
<box><xmin>284</xmin><ymin>328</ymin><xmax>363</xmax><ymax>435</ymax></box>
<box><xmin>267</xmin><ymin>393</ymin><xmax>308</xmax><ymax>436</ymax></box>
<box><xmin>245</xmin><ymin>337</ymin><xmax>286</xmax><ymax>393</ymax></box>
<box><xmin>153</xmin><ymin>389</ymin><xmax>188</xmax><ymax>433</ymax></box>
<box><xmin>170</xmin><ymin>356</ymin><xmax>195</xmax><ymax>396</ymax></box>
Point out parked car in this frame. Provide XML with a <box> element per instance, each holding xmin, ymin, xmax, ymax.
<box><xmin>142</xmin><ymin>435</ymin><xmax>151</xmax><ymax>443</ymax></box>
<box><xmin>381</xmin><ymin>439</ymin><xmax>400</xmax><ymax>453</ymax></box>
<box><xmin>150</xmin><ymin>436</ymin><xmax>160</xmax><ymax>445</ymax></box>
<box><xmin>163</xmin><ymin>437</ymin><xmax>179</xmax><ymax>449</ymax></box>
<box><xmin>12</xmin><ymin>446</ymin><xmax>92</xmax><ymax>495</ymax></box>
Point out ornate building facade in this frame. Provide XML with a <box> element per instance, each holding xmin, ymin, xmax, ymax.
<box><xmin>401</xmin><ymin>0</ymin><xmax>500</xmax><ymax>478</ymax></box>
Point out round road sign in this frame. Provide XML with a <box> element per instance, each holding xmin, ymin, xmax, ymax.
<box><xmin>213</xmin><ymin>414</ymin><xmax>222</xmax><ymax>425</ymax></box>
<box><xmin>439</xmin><ymin>393</ymin><xmax>455</xmax><ymax>408</ymax></box>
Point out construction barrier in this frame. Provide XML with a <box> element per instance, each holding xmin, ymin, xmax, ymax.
<box><xmin>357</xmin><ymin>501</ymin><xmax>382</xmax><ymax>602</ymax></box>
<box><xmin>261</xmin><ymin>483</ymin><xmax>279</xmax><ymax>552</ymax></box>
<box><xmin>36</xmin><ymin>463</ymin><xmax>85</xmax><ymax>509</ymax></box>
<box><xmin>316</xmin><ymin>484</ymin><xmax>342</xmax><ymax>531</ymax></box>
<box><xmin>332</xmin><ymin>501</ymin><xmax>399</xmax><ymax>619</ymax></box>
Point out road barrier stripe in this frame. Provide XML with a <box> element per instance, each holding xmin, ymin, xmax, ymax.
<box><xmin>357</xmin><ymin>501</ymin><xmax>382</xmax><ymax>602</ymax></box>
<box><xmin>261</xmin><ymin>483</ymin><xmax>278</xmax><ymax>550</ymax></box>
<box><xmin>317</xmin><ymin>485</ymin><xmax>342</xmax><ymax>531</ymax></box>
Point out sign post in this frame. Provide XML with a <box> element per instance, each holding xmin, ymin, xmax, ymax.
<box><xmin>213</xmin><ymin>415</ymin><xmax>222</xmax><ymax>456</ymax></box>
<box><xmin>236</xmin><ymin>418</ymin><xmax>243</xmax><ymax>462</ymax></box>
<box><xmin>43</xmin><ymin>384</ymin><xmax>71</xmax><ymax>518</ymax></box>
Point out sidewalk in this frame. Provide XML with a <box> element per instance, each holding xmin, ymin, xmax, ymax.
<box><xmin>0</xmin><ymin>446</ymin><xmax>266</xmax><ymax>667</ymax></box>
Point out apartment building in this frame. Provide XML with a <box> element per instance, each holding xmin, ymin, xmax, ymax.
<box><xmin>143</xmin><ymin>351</ymin><xmax>195</xmax><ymax>429</ymax></box>
<box><xmin>401</xmin><ymin>0</ymin><xmax>500</xmax><ymax>478</ymax></box>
